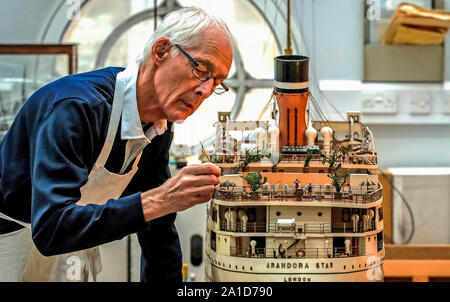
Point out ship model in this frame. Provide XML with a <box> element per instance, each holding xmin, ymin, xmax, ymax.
<box><xmin>204</xmin><ymin>54</ymin><xmax>385</xmax><ymax>282</ymax></box>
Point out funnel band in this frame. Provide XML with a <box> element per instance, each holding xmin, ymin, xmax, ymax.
<box><xmin>274</xmin><ymin>80</ymin><xmax>309</xmax><ymax>90</ymax></box>
<box><xmin>274</xmin><ymin>87</ymin><xmax>309</xmax><ymax>94</ymax></box>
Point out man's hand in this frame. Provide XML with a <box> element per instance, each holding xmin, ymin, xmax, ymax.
<box><xmin>141</xmin><ymin>163</ymin><xmax>221</xmax><ymax>221</ymax></box>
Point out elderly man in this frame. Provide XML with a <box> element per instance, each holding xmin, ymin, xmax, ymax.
<box><xmin>0</xmin><ymin>7</ymin><xmax>235</xmax><ymax>282</ymax></box>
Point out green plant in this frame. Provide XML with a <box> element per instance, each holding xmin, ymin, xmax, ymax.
<box><xmin>235</xmin><ymin>148</ymin><xmax>270</xmax><ymax>172</ymax></box>
<box><xmin>321</xmin><ymin>150</ymin><xmax>342</xmax><ymax>170</ymax></box>
<box><xmin>304</xmin><ymin>149</ymin><xmax>316</xmax><ymax>168</ymax></box>
<box><xmin>241</xmin><ymin>172</ymin><xmax>267</xmax><ymax>192</ymax></box>
<box><xmin>327</xmin><ymin>170</ymin><xmax>348</xmax><ymax>193</ymax></box>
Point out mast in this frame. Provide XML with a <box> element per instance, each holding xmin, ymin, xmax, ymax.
<box><xmin>274</xmin><ymin>0</ymin><xmax>310</xmax><ymax>150</ymax></box>
<box><xmin>285</xmin><ymin>0</ymin><xmax>292</xmax><ymax>55</ymax></box>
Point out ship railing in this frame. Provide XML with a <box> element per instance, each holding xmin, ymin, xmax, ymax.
<box><xmin>211</xmin><ymin>152</ymin><xmax>378</xmax><ymax>165</ymax></box>
<box><xmin>230</xmin><ymin>246</ymin><xmax>362</xmax><ymax>259</ymax></box>
<box><xmin>219</xmin><ymin>221</ymin><xmax>377</xmax><ymax>234</ymax></box>
<box><xmin>214</xmin><ymin>185</ymin><xmax>382</xmax><ymax>204</ymax></box>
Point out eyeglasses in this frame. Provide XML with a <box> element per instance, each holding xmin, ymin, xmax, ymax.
<box><xmin>174</xmin><ymin>44</ymin><xmax>229</xmax><ymax>95</ymax></box>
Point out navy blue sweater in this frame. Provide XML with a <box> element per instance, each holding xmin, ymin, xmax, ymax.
<box><xmin>0</xmin><ymin>67</ymin><xmax>181</xmax><ymax>282</ymax></box>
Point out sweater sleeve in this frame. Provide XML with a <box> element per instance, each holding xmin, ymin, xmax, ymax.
<box><xmin>30</xmin><ymin>98</ymin><xmax>147</xmax><ymax>256</ymax></box>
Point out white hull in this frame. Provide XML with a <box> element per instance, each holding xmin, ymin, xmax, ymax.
<box><xmin>205</xmin><ymin>249</ymin><xmax>385</xmax><ymax>282</ymax></box>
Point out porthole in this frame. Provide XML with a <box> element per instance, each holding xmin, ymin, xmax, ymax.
<box><xmin>297</xmin><ymin>211</ymin><xmax>302</xmax><ymax>216</ymax></box>
<box><xmin>318</xmin><ymin>212</ymin><xmax>323</xmax><ymax>217</ymax></box>
<box><xmin>276</xmin><ymin>211</ymin><xmax>281</xmax><ymax>216</ymax></box>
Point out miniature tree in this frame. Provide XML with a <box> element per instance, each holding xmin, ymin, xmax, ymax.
<box><xmin>327</xmin><ymin>170</ymin><xmax>349</xmax><ymax>193</ymax></box>
<box><xmin>235</xmin><ymin>148</ymin><xmax>270</xmax><ymax>172</ymax></box>
<box><xmin>320</xmin><ymin>150</ymin><xmax>342</xmax><ymax>171</ymax></box>
<box><xmin>303</xmin><ymin>149</ymin><xmax>316</xmax><ymax>168</ymax></box>
<box><xmin>241</xmin><ymin>172</ymin><xmax>267</xmax><ymax>194</ymax></box>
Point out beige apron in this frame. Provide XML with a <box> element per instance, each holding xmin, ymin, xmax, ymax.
<box><xmin>0</xmin><ymin>68</ymin><xmax>143</xmax><ymax>282</ymax></box>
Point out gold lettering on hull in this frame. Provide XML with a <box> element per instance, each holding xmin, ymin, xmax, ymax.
<box><xmin>284</xmin><ymin>277</ymin><xmax>312</xmax><ymax>282</ymax></box>
<box><xmin>267</xmin><ymin>262</ymin><xmax>333</xmax><ymax>270</ymax></box>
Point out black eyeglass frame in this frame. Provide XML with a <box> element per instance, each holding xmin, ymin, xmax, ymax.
<box><xmin>174</xmin><ymin>44</ymin><xmax>229</xmax><ymax>95</ymax></box>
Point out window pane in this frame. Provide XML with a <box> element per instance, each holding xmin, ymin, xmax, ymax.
<box><xmin>58</xmin><ymin>0</ymin><xmax>163</xmax><ymax>73</ymax></box>
<box><xmin>179</xmin><ymin>0</ymin><xmax>279</xmax><ymax>78</ymax></box>
<box><xmin>104</xmin><ymin>19</ymin><xmax>158</xmax><ymax>67</ymax></box>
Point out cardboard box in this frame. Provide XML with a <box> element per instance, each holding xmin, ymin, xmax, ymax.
<box><xmin>364</xmin><ymin>43</ymin><xmax>443</xmax><ymax>82</ymax></box>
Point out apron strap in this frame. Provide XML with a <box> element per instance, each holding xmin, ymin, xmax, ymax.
<box><xmin>131</xmin><ymin>151</ymin><xmax>143</xmax><ymax>170</ymax></box>
<box><xmin>0</xmin><ymin>212</ymin><xmax>31</xmax><ymax>229</ymax></box>
<box><xmin>95</xmin><ymin>71</ymin><xmax>127</xmax><ymax>167</ymax></box>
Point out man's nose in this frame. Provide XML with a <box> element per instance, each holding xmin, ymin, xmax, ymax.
<box><xmin>195</xmin><ymin>78</ymin><xmax>214</xmax><ymax>98</ymax></box>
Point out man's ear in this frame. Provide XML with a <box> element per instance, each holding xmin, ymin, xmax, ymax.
<box><xmin>150</xmin><ymin>37</ymin><xmax>171</xmax><ymax>66</ymax></box>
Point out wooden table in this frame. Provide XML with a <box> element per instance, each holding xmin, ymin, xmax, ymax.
<box><xmin>384</xmin><ymin>244</ymin><xmax>450</xmax><ymax>282</ymax></box>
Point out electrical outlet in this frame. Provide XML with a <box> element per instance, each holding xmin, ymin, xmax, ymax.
<box><xmin>443</xmin><ymin>94</ymin><xmax>450</xmax><ymax>114</ymax></box>
<box><xmin>361</xmin><ymin>92</ymin><xmax>397</xmax><ymax>114</ymax></box>
<box><xmin>410</xmin><ymin>92</ymin><xmax>431</xmax><ymax>115</ymax></box>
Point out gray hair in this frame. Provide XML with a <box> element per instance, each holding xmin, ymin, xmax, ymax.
<box><xmin>136</xmin><ymin>7</ymin><xmax>237</xmax><ymax>64</ymax></box>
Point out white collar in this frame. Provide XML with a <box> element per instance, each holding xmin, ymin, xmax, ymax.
<box><xmin>120</xmin><ymin>62</ymin><xmax>167</xmax><ymax>141</ymax></box>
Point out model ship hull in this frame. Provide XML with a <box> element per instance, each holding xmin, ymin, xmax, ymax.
<box><xmin>205</xmin><ymin>249</ymin><xmax>384</xmax><ymax>282</ymax></box>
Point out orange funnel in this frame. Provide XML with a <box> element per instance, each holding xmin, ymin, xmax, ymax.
<box><xmin>274</xmin><ymin>55</ymin><xmax>310</xmax><ymax>148</ymax></box>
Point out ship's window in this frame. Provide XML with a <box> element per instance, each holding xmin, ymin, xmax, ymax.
<box><xmin>212</xmin><ymin>207</ymin><xmax>218</xmax><ymax>223</ymax></box>
<box><xmin>276</xmin><ymin>211</ymin><xmax>281</xmax><ymax>217</ymax></box>
<box><xmin>247</xmin><ymin>208</ymin><xmax>257</xmax><ymax>222</ymax></box>
<box><xmin>318</xmin><ymin>212</ymin><xmax>323</xmax><ymax>217</ymax></box>
<box><xmin>378</xmin><ymin>207</ymin><xmax>384</xmax><ymax>221</ymax></box>
<box><xmin>342</xmin><ymin>208</ymin><xmax>351</xmax><ymax>223</ymax></box>
<box><xmin>210</xmin><ymin>231</ymin><xmax>216</xmax><ymax>252</ymax></box>
<box><xmin>377</xmin><ymin>230</ymin><xmax>384</xmax><ymax>252</ymax></box>
<box><xmin>296</xmin><ymin>211</ymin><xmax>302</xmax><ymax>217</ymax></box>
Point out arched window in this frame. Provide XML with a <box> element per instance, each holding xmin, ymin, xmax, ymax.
<box><xmin>58</xmin><ymin>0</ymin><xmax>289</xmax><ymax>154</ymax></box>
